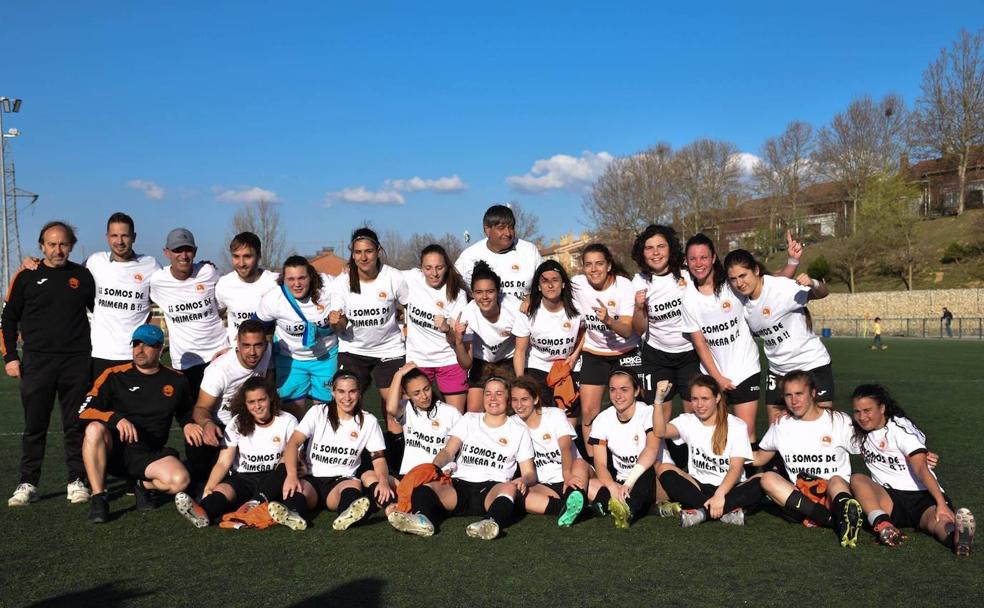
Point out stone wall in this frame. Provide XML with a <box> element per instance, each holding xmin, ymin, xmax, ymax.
<box><xmin>808</xmin><ymin>288</ymin><xmax>984</xmax><ymax>337</ymax></box>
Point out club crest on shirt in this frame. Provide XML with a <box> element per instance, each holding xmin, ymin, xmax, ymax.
<box><xmin>721</xmin><ymin>300</ymin><xmax>732</xmax><ymax>312</ymax></box>
<box><xmin>497</xmin><ymin>437</ymin><xmax>508</xmax><ymax>446</ymax></box>
<box><xmin>511</xmin><ymin>264</ymin><xmax>520</xmax><ymax>272</ymax></box>
<box><xmin>316</xmin><ymin>303</ymin><xmax>325</xmax><ymax>312</ymax></box>
<box><xmin>349</xmin><ymin>430</ymin><xmax>359</xmax><ymax>441</ymax></box>
<box><xmin>562</xmin><ymin>321</ymin><xmax>572</xmax><ymax>331</ymax></box>
<box><xmin>820</xmin><ymin>435</ymin><xmax>832</xmax><ymax>447</ymax></box>
<box><xmin>677</xmin><ymin>278</ymin><xmax>686</xmax><ymax>288</ymax></box>
<box><xmin>632</xmin><ymin>433</ymin><xmax>639</xmax><ymax>444</ymax></box>
<box><xmin>195</xmin><ymin>284</ymin><xmax>205</xmax><ymax>292</ymax></box>
<box><xmin>272</xmin><ymin>436</ymin><xmax>281</xmax><ymax>443</ymax></box>
<box><xmin>762</xmin><ymin>307</ymin><xmax>771</xmax><ymax>318</ymax></box>
<box><xmin>134</xmin><ymin>273</ymin><xmax>144</xmax><ymax>283</ymax></box>
<box><xmin>436</xmin><ymin>301</ymin><xmax>445</xmax><ymax>309</ymax></box>
<box><xmin>431</xmin><ymin>419</ymin><xmax>441</xmax><ymax>429</ymax></box>
<box><xmin>500</xmin><ymin>330</ymin><xmax>511</xmax><ymax>337</ymax></box>
<box><xmin>877</xmin><ymin>439</ymin><xmax>887</xmax><ymax>450</ymax></box>
<box><xmin>162</xmin><ymin>384</ymin><xmax>174</xmax><ymax>397</ymax></box>
<box><xmin>68</xmin><ymin>277</ymin><xmax>80</xmax><ymax>289</ymax></box>
<box><xmin>542</xmin><ymin>433</ymin><xmax>552</xmax><ymax>441</ymax></box>
<box><xmin>607</xmin><ymin>300</ymin><xmax>616</xmax><ymax>308</ymax></box>
<box><xmin>378</xmin><ymin>291</ymin><xmax>387</xmax><ymax>300</ymax></box>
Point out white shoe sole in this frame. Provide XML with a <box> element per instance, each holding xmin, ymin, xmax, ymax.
<box><xmin>268</xmin><ymin>502</ymin><xmax>307</xmax><ymax>531</ymax></box>
<box><xmin>465</xmin><ymin>519</ymin><xmax>499</xmax><ymax>540</ymax></box>
<box><xmin>333</xmin><ymin>497</ymin><xmax>370</xmax><ymax>531</ymax></box>
<box><xmin>174</xmin><ymin>492</ymin><xmax>209</xmax><ymax>528</ymax></box>
<box><xmin>387</xmin><ymin>511</ymin><xmax>434</xmax><ymax>537</ymax></box>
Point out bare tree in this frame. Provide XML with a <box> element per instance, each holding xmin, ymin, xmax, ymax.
<box><xmin>825</xmin><ymin>235</ymin><xmax>869</xmax><ymax>293</ymax></box>
<box><xmin>381</xmin><ymin>230</ymin><xmax>464</xmax><ymax>271</ymax></box>
<box><xmin>225</xmin><ymin>199</ymin><xmax>287</xmax><ymax>270</ymax></box>
<box><xmin>813</xmin><ymin>93</ymin><xmax>910</xmax><ymax>236</ymax></box>
<box><xmin>672</xmin><ymin>139</ymin><xmax>743</xmax><ymax>234</ymax></box>
<box><xmin>582</xmin><ymin>143</ymin><xmax>676</xmax><ymax>263</ymax></box>
<box><xmin>859</xmin><ymin>171</ymin><xmax>926</xmax><ymax>290</ymax></box>
<box><xmin>505</xmin><ymin>201</ymin><xmax>542</xmax><ymax>245</ymax></box>
<box><xmin>912</xmin><ymin>28</ymin><xmax>984</xmax><ymax>216</ymax></box>
<box><xmin>753</xmin><ymin>121</ymin><xmax>817</xmax><ymax>245</ymax></box>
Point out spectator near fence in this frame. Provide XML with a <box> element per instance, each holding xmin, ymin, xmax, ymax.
<box><xmin>941</xmin><ymin>307</ymin><xmax>954</xmax><ymax>338</ymax></box>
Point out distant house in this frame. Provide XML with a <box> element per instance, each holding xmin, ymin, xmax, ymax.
<box><xmin>308</xmin><ymin>246</ymin><xmax>346</xmax><ymax>277</ymax></box>
<box><xmin>542</xmin><ymin>233</ymin><xmax>593</xmax><ymax>274</ymax></box>
<box><xmin>907</xmin><ymin>150</ymin><xmax>984</xmax><ymax>216</ymax></box>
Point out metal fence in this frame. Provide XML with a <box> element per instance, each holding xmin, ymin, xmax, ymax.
<box><xmin>813</xmin><ymin>317</ymin><xmax>984</xmax><ymax>339</ymax></box>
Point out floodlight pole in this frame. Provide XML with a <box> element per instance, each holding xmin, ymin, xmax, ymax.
<box><xmin>0</xmin><ymin>101</ymin><xmax>8</xmax><ymax>291</ymax></box>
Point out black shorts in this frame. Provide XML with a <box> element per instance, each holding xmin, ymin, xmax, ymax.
<box><xmin>766</xmin><ymin>363</ymin><xmax>835</xmax><ymax>406</ymax></box>
<box><xmin>640</xmin><ymin>343</ymin><xmax>701</xmax><ymax>402</ymax></box>
<box><xmin>887</xmin><ymin>487</ymin><xmax>955</xmax><ymax>529</ymax></box>
<box><xmin>303</xmin><ymin>474</ymin><xmax>354</xmax><ymax>505</ymax></box>
<box><xmin>338</xmin><ymin>352</ymin><xmax>405</xmax><ymax>391</ymax></box>
<box><xmin>728</xmin><ymin>372</ymin><xmax>762</xmax><ymax>405</ymax></box>
<box><xmin>223</xmin><ymin>471</ymin><xmax>270</xmax><ymax>502</ymax></box>
<box><xmin>107</xmin><ymin>441</ymin><xmax>180</xmax><ymax>481</ymax></box>
<box><xmin>539</xmin><ymin>481</ymin><xmax>565</xmax><ymax>497</ymax></box>
<box><xmin>468</xmin><ymin>357</ymin><xmax>515</xmax><ymax>388</ymax></box>
<box><xmin>580</xmin><ymin>348</ymin><xmax>643</xmax><ymax>386</ymax></box>
<box><xmin>525</xmin><ymin>368</ymin><xmax>581</xmax><ymax>418</ymax></box>
<box><xmin>452</xmin><ymin>478</ymin><xmax>497</xmax><ymax>516</ymax></box>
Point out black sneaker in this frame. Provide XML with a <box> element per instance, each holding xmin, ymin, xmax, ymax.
<box><xmin>89</xmin><ymin>493</ymin><xmax>109</xmax><ymax>524</ymax></box>
<box><xmin>134</xmin><ymin>482</ymin><xmax>156</xmax><ymax>511</ymax></box>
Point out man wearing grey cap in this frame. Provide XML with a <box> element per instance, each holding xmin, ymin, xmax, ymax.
<box><xmin>149</xmin><ymin>227</ymin><xmax>227</xmax><ymax>486</ymax></box>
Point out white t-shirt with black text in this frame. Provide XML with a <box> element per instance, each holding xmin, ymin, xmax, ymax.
<box><xmin>400</xmin><ymin>269</ymin><xmax>467</xmax><ymax>367</ymax></box>
<box><xmin>589</xmin><ymin>402</ymin><xmax>665</xmax><ymax>482</ymax></box>
<box><xmin>759</xmin><ymin>410</ymin><xmax>853</xmax><ymax>482</ymax></box>
<box><xmin>86</xmin><ymin>252</ymin><xmax>161</xmax><ymax>361</ymax></box>
<box><xmin>149</xmin><ymin>262</ymin><xmax>227</xmax><ymax>370</ymax></box>
<box><xmin>256</xmin><ymin>278</ymin><xmax>337</xmax><ymax>360</ymax></box>
<box><xmin>680</xmin><ymin>283</ymin><xmax>760</xmax><ymax>383</ymax></box>
<box><xmin>669</xmin><ymin>412</ymin><xmax>752</xmax><ymax>485</ymax></box>
<box><xmin>455</xmin><ymin>238</ymin><xmax>542</xmax><ymax>303</ymax></box>
<box><xmin>330</xmin><ymin>265</ymin><xmax>407</xmax><ymax>359</ymax></box>
<box><xmin>450</xmin><ymin>413</ymin><xmax>535</xmax><ymax>483</ymax></box>
<box><xmin>295</xmin><ymin>407</ymin><xmax>386</xmax><ymax>478</ymax></box>
<box><xmin>572</xmin><ymin>274</ymin><xmax>639</xmax><ymax>356</ymax></box>
<box><xmin>852</xmin><ymin>417</ymin><xmax>939</xmax><ymax>492</ymax></box>
<box><xmin>225</xmin><ymin>411</ymin><xmax>297</xmax><ymax>474</ymax></box>
<box><xmin>513</xmin><ymin>407</ymin><xmax>579</xmax><ymax>484</ymax></box>
<box><xmin>398</xmin><ymin>401</ymin><xmax>462</xmax><ymax>474</ymax></box>
<box><xmin>198</xmin><ymin>347</ymin><xmax>272</xmax><ymax>425</ymax></box>
<box><xmin>631</xmin><ymin>272</ymin><xmax>693</xmax><ymax>353</ymax></box>
<box><xmin>461</xmin><ymin>297</ymin><xmax>520</xmax><ymax>363</ymax></box>
<box><xmin>512</xmin><ymin>307</ymin><xmax>584</xmax><ymax>372</ymax></box>
<box><xmin>215</xmin><ymin>269</ymin><xmax>279</xmax><ymax>346</ymax></box>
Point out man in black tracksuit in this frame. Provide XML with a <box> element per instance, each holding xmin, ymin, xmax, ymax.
<box><xmin>2</xmin><ymin>221</ymin><xmax>95</xmax><ymax>506</ymax></box>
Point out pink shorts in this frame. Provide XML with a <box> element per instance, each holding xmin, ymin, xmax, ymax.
<box><xmin>419</xmin><ymin>364</ymin><xmax>469</xmax><ymax>395</ymax></box>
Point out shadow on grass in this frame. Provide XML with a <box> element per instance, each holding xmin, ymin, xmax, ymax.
<box><xmin>288</xmin><ymin>578</ymin><xmax>385</xmax><ymax>608</ymax></box>
<box><xmin>25</xmin><ymin>580</ymin><xmax>154</xmax><ymax>607</ymax></box>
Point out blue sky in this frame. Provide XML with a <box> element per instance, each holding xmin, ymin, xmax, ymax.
<box><xmin>2</xmin><ymin>1</ymin><xmax>978</xmax><ymax>265</ymax></box>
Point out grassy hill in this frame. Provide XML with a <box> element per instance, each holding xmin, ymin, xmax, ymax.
<box><xmin>762</xmin><ymin>209</ymin><xmax>984</xmax><ymax>293</ymax></box>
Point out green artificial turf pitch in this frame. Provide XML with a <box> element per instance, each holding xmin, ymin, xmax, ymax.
<box><xmin>1</xmin><ymin>338</ymin><xmax>982</xmax><ymax>607</ymax></box>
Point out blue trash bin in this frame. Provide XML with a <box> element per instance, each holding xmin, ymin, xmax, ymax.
<box><xmin>821</xmin><ymin>328</ymin><xmax>832</xmax><ymax>338</ymax></box>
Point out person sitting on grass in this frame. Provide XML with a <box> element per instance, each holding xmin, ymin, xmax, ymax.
<box><xmin>79</xmin><ymin>324</ymin><xmax>194</xmax><ymax>523</ymax></box>
<box><xmin>848</xmin><ymin>384</ymin><xmax>974</xmax><ymax>556</ymax></box>
<box><xmin>751</xmin><ymin>370</ymin><xmax>864</xmax><ymax>548</ymax></box>
<box><xmin>173</xmin><ymin>377</ymin><xmax>301</xmax><ymax>529</ymax></box>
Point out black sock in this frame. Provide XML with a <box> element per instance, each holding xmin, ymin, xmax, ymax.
<box><xmin>871</xmin><ymin>513</ymin><xmax>892</xmax><ymax>528</ymax></box>
<box><xmin>410</xmin><ymin>485</ymin><xmax>444</xmax><ymax>521</ymax></box>
<box><xmin>487</xmin><ymin>495</ymin><xmax>514</xmax><ymax>526</ymax></box>
<box><xmin>594</xmin><ymin>486</ymin><xmax>612</xmax><ymax>509</ymax></box>
<box><xmin>832</xmin><ymin>491</ymin><xmax>853</xmax><ymax>516</ymax></box>
<box><xmin>783</xmin><ymin>490</ymin><xmax>832</xmax><ymax>527</ymax></box>
<box><xmin>723</xmin><ymin>477</ymin><xmax>764</xmax><ymax>512</ymax></box>
<box><xmin>366</xmin><ymin>483</ymin><xmax>380</xmax><ymax>509</ymax></box>
<box><xmin>256</xmin><ymin>464</ymin><xmax>289</xmax><ymax>503</ymax></box>
<box><xmin>337</xmin><ymin>487</ymin><xmax>362</xmax><ymax>513</ymax></box>
<box><xmin>283</xmin><ymin>492</ymin><xmax>308</xmax><ymax>516</ymax></box>
<box><xmin>658</xmin><ymin>470</ymin><xmax>711</xmax><ymax>509</ymax></box>
<box><xmin>200</xmin><ymin>493</ymin><xmax>230</xmax><ymax>520</ymax></box>
<box><xmin>545</xmin><ymin>496</ymin><xmax>564</xmax><ymax>515</ymax></box>
<box><xmin>627</xmin><ymin>468</ymin><xmax>656</xmax><ymax>517</ymax></box>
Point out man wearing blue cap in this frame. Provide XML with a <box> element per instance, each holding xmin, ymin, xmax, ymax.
<box><xmin>79</xmin><ymin>323</ymin><xmax>194</xmax><ymax>523</ymax></box>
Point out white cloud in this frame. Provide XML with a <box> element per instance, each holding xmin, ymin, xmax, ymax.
<box><xmin>214</xmin><ymin>186</ymin><xmax>281</xmax><ymax>204</ymax></box>
<box><xmin>506</xmin><ymin>150</ymin><xmax>613</xmax><ymax>193</ymax></box>
<box><xmin>733</xmin><ymin>152</ymin><xmax>762</xmax><ymax>176</ymax></box>
<box><xmin>384</xmin><ymin>174</ymin><xmax>467</xmax><ymax>193</ymax></box>
<box><xmin>326</xmin><ymin>187</ymin><xmax>405</xmax><ymax>206</ymax></box>
<box><xmin>126</xmin><ymin>179</ymin><xmax>165</xmax><ymax>200</ymax></box>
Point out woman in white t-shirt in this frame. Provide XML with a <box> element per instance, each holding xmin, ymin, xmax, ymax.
<box><xmin>448</xmin><ymin>261</ymin><xmax>519</xmax><ymax>413</ymax></box>
<box><xmin>653</xmin><ymin>375</ymin><xmax>762</xmax><ymax>528</ymax></box>
<box><xmin>848</xmin><ymin>384</ymin><xmax>974</xmax><ymax>555</ymax></box>
<box><xmin>751</xmin><ymin>370</ymin><xmax>864</xmax><ymax>548</ymax></box>
<box><xmin>510</xmin><ymin>375</ymin><xmax>595</xmax><ymax>528</ymax></box>
<box><xmin>572</xmin><ymin>243</ymin><xmax>640</xmax><ymax>455</ymax></box>
<box><xmin>256</xmin><ymin>255</ymin><xmax>337</xmax><ymax>407</ymax></box>
<box><xmin>330</xmin><ymin>228</ymin><xmax>408</xmax><ymax>417</ymax></box>
<box><xmin>724</xmin><ymin>249</ymin><xmax>831</xmax><ymax>422</ymax></box>
<box><xmin>588</xmin><ymin>369</ymin><xmax>664</xmax><ymax>529</ymax></box>
<box><xmin>512</xmin><ymin>260</ymin><xmax>585</xmax><ymax>421</ymax></box>
<box><xmin>630</xmin><ymin>224</ymin><xmax>699</xmax><ymax>418</ymax></box>
<box><xmin>387</xmin><ymin>375</ymin><xmax>537</xmax><ymax>540</ymax></box>
<box><xmin>275</xmin><ymin>373</ymin><xmax>393</xmax><ymax>531</ymax></box>
<box><xmin>174</xmin><ymin>377</ymin><xmax>300</xmax><ymax>528</ymax></box>
<box><xmin>401</xmin><ymin>244</ymin><xmax>469</xmax><ymax>412</ymax></box>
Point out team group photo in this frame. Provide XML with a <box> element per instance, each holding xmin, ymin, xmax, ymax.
<box><xmin>2</xmin><ymin>3</ymin><xmax>983</xmax><ymax>607</ymax></box>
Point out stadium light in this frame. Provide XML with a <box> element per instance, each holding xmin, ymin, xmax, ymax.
<box><xmin>0</xmin><ymin>96</ymin><xmax>23</xmax><ymax>292</ymax></box>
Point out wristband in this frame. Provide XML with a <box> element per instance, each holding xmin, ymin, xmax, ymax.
<box><xmin>811</xmin><ymin>278</ymin><xmax>820</xmax><ymax>289</ymax></box>
<box><xmin>787</xmin><ymin>257</ymin><xmax>799</xmax><ymax>266</ymax></box>
<box><xmin>623</xmin><ymin>464</ymin><xmax>647</xmax><ymax>489</ymax></box>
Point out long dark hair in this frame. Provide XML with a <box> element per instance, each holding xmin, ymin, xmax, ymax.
<box><xmin>684</xmin><ymin>233</ymin><xmax>725</xmax><ymax>296</ymax></box>
<box><xmin>722</xmin><ymin>249</ymin><xmax>770</xmax><ymax>278</ymax></box>
<box><xmin>229</xmin><ymin>377</ymin><xmax>282</xmax><ymax>438</ymax></box>
<box><xmin>689</xmin><ymin>375</ymin><xmax>729</xmax><ymax>455</ymax></box>
<box><xmin>420</xmin><ymin>244</ymin><xmax>464</xmax><ymax>302</ymax></box>
<box><xmin>326</xmin><ymin>372</ymin><xmax>364</xmax><ymax>432</ymax></box>
<box><xmin>528</xmin><ymin>260</ymin><xmax>579</xmax><ymax>320</ymax></box>
<box><xmin>582</xmin><ymin>243</ymin><xmax>630</xmax><ymax>281</ymax></box>
<box><xmin>850</xmin><ymin>384</ymin><xmax>921</xmax><ymax>445</ymax></box>
<box><xmin>279</xmin><ymin>255</ymin><xmax>324</xmax><ymax>303</ymax></box>
<box><xmin>348</xmin><ymin>227</ymin><xmax>383</xmax><ymax>295</ymax></box>
<box><xmin>631</xmin><ymin>224</ymin><xmax>683</xmax><ymax>280</ymax></box>
<box><xmin>400</xmin><ymin>367</ymin><xmax>439</xmax><ymax>420</ymax></box>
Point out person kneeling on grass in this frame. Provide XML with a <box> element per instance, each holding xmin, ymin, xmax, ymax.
<box><xmin>80</xmin><ymin>324</ymin><xmax>194</xmax><ymax>523</ymax></box>
<box><xmin>388</xmin><ymin>373</ymin><xmax>537</xmax><ymax>540</ymax></box>
<box><xmin>270</xmin><ymin>373</ymin><xmax>394</xmax><ymax>532</ymax></box>
<box><xmin>588</xmin><ymin>369</ymin><xmax>669</xmax><ymax>529</ymax></box>
<box><xmin>173</xmin><ymin>377</ymin><xmax>301</xmax><ymax>529</ymax></box>
<box><xmin>510</xmin><ymin>375</ymin><xmax>596</xmax><ymax>527</ymax></box>
<box><xmin>751</xmin><ymin>370</ymin><xmax>864</xmax><ymax>548</ymax></box>
<box><xmin>848</xmin><ymin>384</ymin><xmax>974</xmax><ymax>555</ymax></box>
<box><xmin>653</xmin><ymin>375</ymin><xmax>762</xmax><ymax>528</ymax></box>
